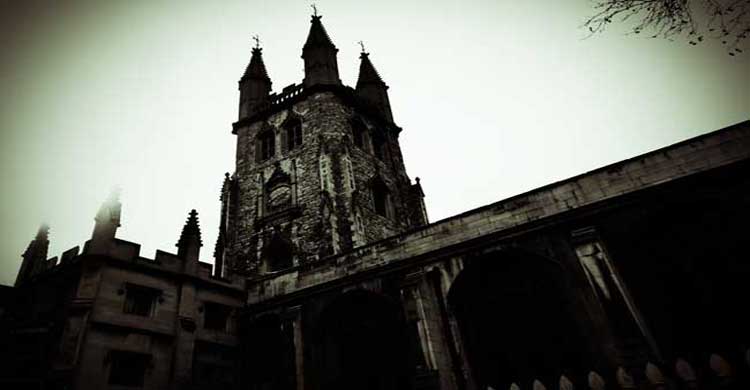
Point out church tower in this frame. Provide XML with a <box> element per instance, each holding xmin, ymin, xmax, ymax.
<box><xmin>216</xmin><ymin>13</ymin><xmax>427</xmax><ymax>277</ymax></box>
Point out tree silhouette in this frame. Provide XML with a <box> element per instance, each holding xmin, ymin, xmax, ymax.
<box><xmin>585</xmin><ymin>0</ymin><xmax>749</xmax><ymax>55</ymax></box>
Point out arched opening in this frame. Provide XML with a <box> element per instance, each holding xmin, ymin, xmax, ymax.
<box><xmin>371</xmin><ymin>177</ymin><xmax>392</xmax><ymax>218</ymax></box>
<box><xmin>243</xmin><ymin>314</ymin><xmax>296</xmax><ymax>390</ymax></box>
<box><xmin>372</xmin><ymin>131</ymin><xmax>387</xmax><ymax>160</ymax></box>
<box><xmin>263</xmin><ymin>233</ymin><xmax>293</xmax><ymax>272</ymax></box>
<box><xmin>350</xmin><ymin>118</ymin><xmax>368</xmax><ymax>150</ymax></box>
<box><xmin>608</xmin><ymin>193</ymin><xmax>750</xmax><ymax>362</ymax></box>
<box><xmin>447</xmin><ymin>249</ymin><xmax>590</xmax><ymax>389</ymax></box>
<box><xmin>256</xmin><ymin>130</ymin><xmax>275</xmax><ymax>162</ymax></box>
<box><xmin>284</xmin><ymin>117</ymin><xmax>303</xmax><ymax>152</ymax></box>
<box><xmin>312</xmin><ymin>290</ymin><xmax>413</xmax><ymax>390</ymax></box>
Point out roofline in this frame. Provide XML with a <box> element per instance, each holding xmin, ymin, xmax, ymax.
<box><xmin>429</xmin><ymin>119</ymin><xmax>750</xmax><ymax>226</ymax></box>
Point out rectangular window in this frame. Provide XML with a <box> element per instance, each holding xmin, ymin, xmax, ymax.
<box><xmin>108</xmin><ymin>350</ymin><xmax>150</xmax><ymax>387</ymax></box>
<box><xmin>124</xmin><ymin>284</ymin><xmax>158</xmax><ymax>317</ymax></box>
<box><xmin>204</xmin><ymin>302</ymin><xmax>231</xmax><ymax>331</ymax></box>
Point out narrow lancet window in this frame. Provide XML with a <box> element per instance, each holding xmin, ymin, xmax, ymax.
<box><xmin>285</xmin><ymin>118</ymin><xmax>303</xmax><ymax>151</ymax></box>
<box><xmin>257</xmin><ymin>131</ymin><xmax>275</xmax><ymax>161</ymax></box>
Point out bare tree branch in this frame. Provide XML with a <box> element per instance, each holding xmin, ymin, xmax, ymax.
<box><xmin>585</xmin><ymin>0</ymin><xmax>749</xmax><ymax>54</ymax></box>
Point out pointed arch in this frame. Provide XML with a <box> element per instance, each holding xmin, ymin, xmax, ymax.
<box><xmin>370</xmin><ymin>175</ymin><xmax>392</xmax><ymax>218</ymax></box>
<box><xmin>446</xmin><ymin>248</ymin><xmax>591</xmax><ymax>389</ymax></box>
<box><xmin>372</xmin><ymin>130</ymin><xmax>387</xmax><ymax>160</ymax></box>
<box><xmin>282</xmin><ymin>115</ymin><xmax>303</xmax><ymax>152</ymax></box>
<box><xmin>256</xmin><ymin>127</ymin><xmax>276</xmax><ymax>162</ymax></box>
<box><xmin>311</xmin><ymin>289</ymin><xmax>413</xmax><ymax>390</ymax></box>
<box><xmin>350</xmin><ymin>117</ymin><xmax>369</xmax><ymax>151</ymax></box>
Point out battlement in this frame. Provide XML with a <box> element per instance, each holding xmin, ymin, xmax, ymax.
<box><xmin>20</xmin><ymin>220</ymin><xmax>240</xmax><ymax>290</ymax></box>
<box><xmin>233</xmin><ymin>83</ymin><xmax>400</xmax><ymax>134</ymax></box>
<box><xmin>269</xmin><ymin>83</ymin><xmax>305</xmax><ymax>105</ymax></box>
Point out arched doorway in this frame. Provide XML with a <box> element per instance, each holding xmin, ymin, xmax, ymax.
<box><xmin>447</xmin><ymin>249</ymin><xmax>590</xmax><ymax>389</ymax></box>
<box><xmin>243</xmin><ymin>313</ymin><xmax>296</xmax><ymax>390</ymax></box>
<box><xmin>312</xmin><ymin>290</ymin><xmax>413</xmax><ymax>390</ymax></box>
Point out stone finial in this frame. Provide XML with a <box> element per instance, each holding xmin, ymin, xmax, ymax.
<box><xmin>355</xmin><ymin>48</ymin><xmax>394</xmax><ymax>122</ymax></box>
<box><xmin>95</xmin><ymin>188</ymin><xmax>122</xmax><ymax>227</ymax></box>
<box><xmin>532</xmin><ymin>379</ymin><xmax>546</xmax><ymax>390</ymax></box>
<box><xmin>35</xmin><ymin>224</ymin><xmax>50</xmax><ymax>241</ymax></box>
<box><xmin>302</xmin><ymin>11</ymin><xmax>341</xmax><ymax>87</ymax></box>
<box><xmin>239</xmin><ymin>41</ymin><xmax>272</xmax><ymax>119</ymax></box>
<box><xmin>177</xmin><ymin>209</ymin><xmax>203</xmax><ymax>249</ymax></box>
<box><xmin>675</xmin><ymin>359</ymin><xmax>697</xmax><ymax>382</ymax></box>
<box><xmin>616</xmin><ymin>367</ymin><xmax>635</xmax><ymax>389</ymax></box>
<box><xmin>709</xmin><ymin>353</ymin><xmax>732</xmax><ymax>378</ymax></box>
<box><xmin>220</xmin><ymin>172</ymin><xmax>232</xmax><ymax>198</ymax></box>
<box><xmin>16</xmin><ymin>224</ymin><xmax>51</xmax><ymax>286</ymax></box>
<box><xmin>559</xmin><ymin>375</ymin><xmax>575</xmax><ymax>390</ymax></box>
<box><xmin>356</xmin><ymin>49</ymin><xmax>386</xmax><ymax>87</ymax></box>
<box><xmin>89</xmin><ymin>189</ymin><xmax>122</xmax><ymax>254</ymax></box>
<box><xmin>588</xmin><ymin>371</ymin><xmax>605</xmax><ymax>390</ymax></box>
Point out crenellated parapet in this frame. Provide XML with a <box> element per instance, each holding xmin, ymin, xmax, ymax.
<box><xmin>15</xmin><ymin>195</ymin><xmax>240</xmax><ymax>288</ymax></box>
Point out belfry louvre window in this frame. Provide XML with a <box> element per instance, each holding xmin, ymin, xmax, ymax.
<box><xmin>372</xmin><ymin>132</ymin><xmax>386</xmax><ymax>160</ymax></box>
<box><xmin>124</xmin><ymin>284</ymin><xmax>158</xmax><ymax>317</ymax></box>
<box><xmin>108</xmin><ymin>350</ymin><xmax>150</xmax><ymax>387</ymax></box>
<box><xmin>371</xmin><ymin>179</ymin><xmax>392</xmax><ymax>218</ymax></box>
<box><xmin>285</xmin><ymin>119</ymin><xmax>303</xmax><ymax>151</ymax></box>
<box><xmin>257</xmin><ymin>131</ymin><xmax>275</xmax><ymax>161</ymax></box>
<box><xmin>351</xmin><ymin>120</ymin><xmax>367</xmax><ymax>150</ymax></box>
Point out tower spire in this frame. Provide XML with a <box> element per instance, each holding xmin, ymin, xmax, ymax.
<box><xmin>239</xmin><ymin>36</ymin><xmax>272</xmax><ymax>119</ymax></box>
<box><xmin>355</xmin><ymin>48</ymin><xmax>394</xmax><ymax>122</ymax></box>
<box><xmin>302</xmin><ymin>10</ymin><xmax>341</xmax><ymax>87</ymax></box>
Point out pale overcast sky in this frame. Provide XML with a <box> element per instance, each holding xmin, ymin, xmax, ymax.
<box><xmin>1</xmin><ymin>0</ymin><xmax>748</xmax><ymax>285</ymax></box>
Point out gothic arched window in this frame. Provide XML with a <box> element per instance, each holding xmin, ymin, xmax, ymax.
<box><xmin>284</xmin><ymin>118</ymin><xmax>303</xmax><ymax>152</ymax></box>
<box><xmin>351</xmin><ymin>119</ymin><xmax>368</xmax><ymax>150</ymax></box>
<box><xmin>372</xmin><ymin>131</ymin><xmax>387</xmax><ymax>161</ymax></box>
<box><xmin>371</xmin><ymin>178</ymin><xmax>392</xmax><ymax>218</ymax></box>
<box><xmin>257</xmin><ymin>130</ymin><xmax>275</xmax><ymax>162</ymax></box>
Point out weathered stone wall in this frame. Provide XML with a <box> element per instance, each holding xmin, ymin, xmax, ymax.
<box><xmin>247</xmin><ymin>121</ymin><xmax>750</xmax><ymax>305</ymax></box>
<box><xmin>229</xmin><ymin>92</ymin><xmax>422</xmax><ymax>275</ymax></box>
<box><xmin>75</xmin><ymin>327</ymin><xmax>174</xmax><ymax>390</ymax></box>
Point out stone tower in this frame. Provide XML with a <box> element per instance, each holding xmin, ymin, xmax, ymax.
<box><xmin>215</xmin><ymin>13</ymin><xmax>427</xmax><ymax>277</ymax></box>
